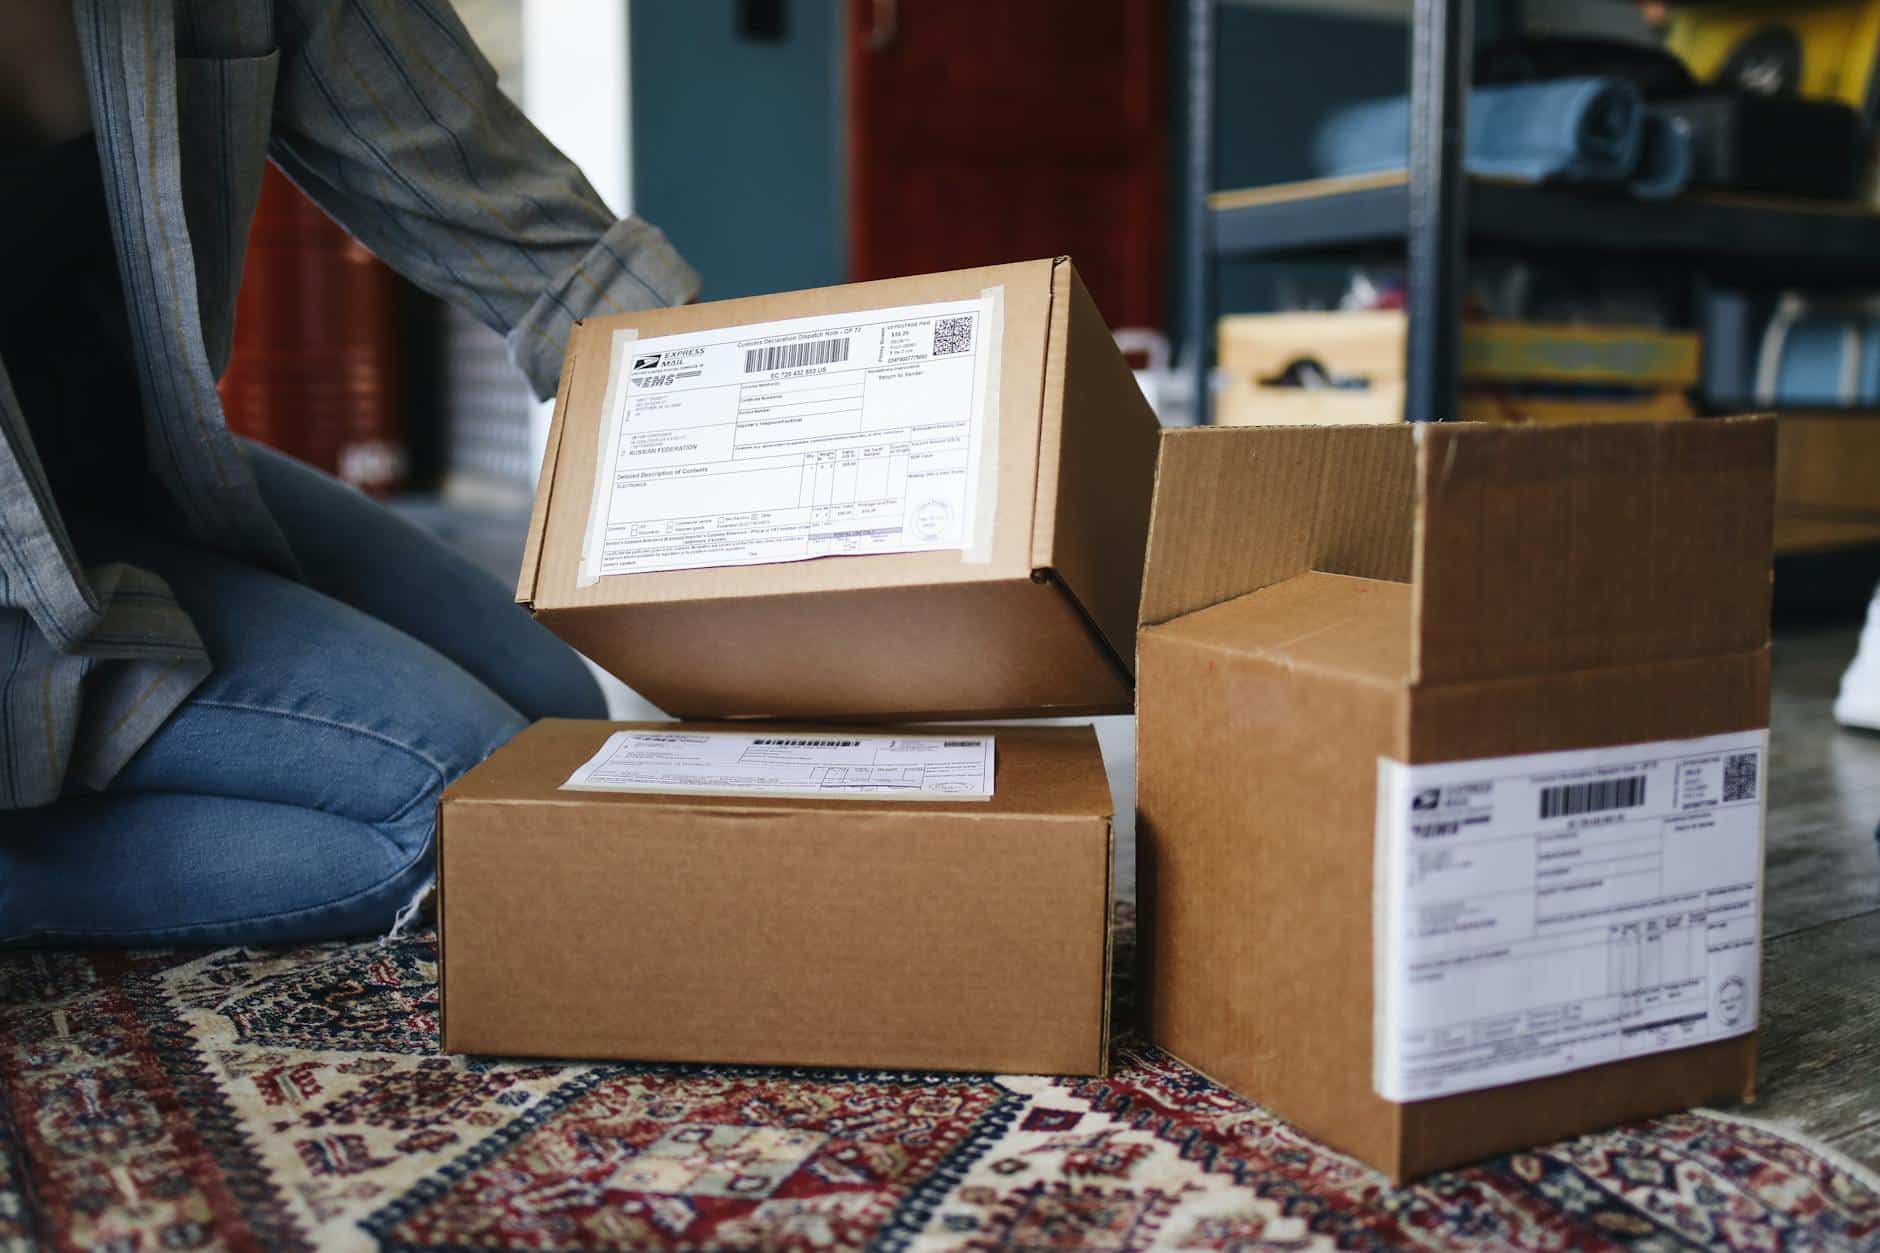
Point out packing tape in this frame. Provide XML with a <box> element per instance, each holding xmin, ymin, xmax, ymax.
<box><xmin>960</xmin><ymin>284</ymin><xmax>1004</xmax><ymax>566</ymax></box>
<box><xmin>576</xmin><ymin>328</ymin><xmax>639</xmax><ymax>589</ymax></box>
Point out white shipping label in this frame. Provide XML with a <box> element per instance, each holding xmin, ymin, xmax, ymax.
<box><xmin>580</xmin><ymin>297</ymin><xmax>998</xmax><ymax>580</ymax></box>
<box><xmin>561</xmin><ymin>730</ymin><xmax>996</xmax><ymax>800</ymax></box>
<box><xmin>1374</xmin><ymin>729</ymin><xmax>1767</xmax><ymax>1102</ymax></box>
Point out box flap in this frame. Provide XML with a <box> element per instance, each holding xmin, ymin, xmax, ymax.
<box><xmin>1412</xmin><ymin>417</ymin><xmax>1776</xmax><ymax>684</ymax></box>
<box><xmin>525</xmin><ymin>260</ymin><xmax>1061</xmax><ymax>614</ymax></box>
<box><xmin>1147</xmin><ymin>571</ymin><xmax>1413</xmax><ymax>685</ymax></box>
<box><xmin>1034</xmin><ymin>263</ymin><xmax>1162</xmax><ymax>666</ymax></box>
<box><xmin>1137</xmin><ymin>425</ymin><xmax>1416</xmax><ymax>629</ymax></box>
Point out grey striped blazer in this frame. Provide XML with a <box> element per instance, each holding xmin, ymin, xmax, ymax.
<box><xmin>0</xmin><ymin>0</ymin><xmax>698</xmax><ymax>808</ymax></box>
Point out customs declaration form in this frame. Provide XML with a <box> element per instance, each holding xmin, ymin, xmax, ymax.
<box><xmin>1375</xmin><ymin>730</ymin><xmax>1766</xmax><ymax>1101</ymax></box>
<box><xmin>580</xmin><ymin>297</ymin><xmax>997</xmax><ymax>581</ymax></box>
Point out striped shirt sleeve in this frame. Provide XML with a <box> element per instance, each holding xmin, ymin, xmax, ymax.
<box><xmin>267</xmin><ymin>0</ymin><xmax>699</xmax><ymax>398</ymax></box>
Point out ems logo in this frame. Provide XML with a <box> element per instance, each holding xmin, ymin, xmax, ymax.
<box><xmin>633</xmin><ymin>354</ymin><xmax>663</xmax><ymax>370</ymax></box>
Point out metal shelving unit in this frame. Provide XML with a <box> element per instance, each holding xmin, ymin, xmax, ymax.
<box><xmin>1211</xmin><ymin>174</ymin><xmax>1880</xmax><ymax>278</ymax></box>
<box><xmin>1187</xmin><ymin>0</ymin><xmax>1473</xmax><ymax>422</ymax></box>
<box><xmin>1183</xmin><ymin>0</ymin><xmax>1880</xmax><ymax>423</ymax></box>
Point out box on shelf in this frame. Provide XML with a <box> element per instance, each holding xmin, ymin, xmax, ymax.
<box><xmin>517</xmin><ymin>258</ymin><xmax>1160</xmax><ymax>721</ymax></box>
<box><xmin>1774</xmin><ymin>411</ymin><xmax>1880</xmax><ymax>554</ymax></box>
<box><xmin>439</xmin><ymin>720</ymin><xmax>1116</xmax><ymax>1077</ymax></box>
<box><xmin>1213</xmin><ymin>311</ymin><xmax>1699</xmax><ymax>427</ymax></box>
<box><xmin>1136</xmin><ymin>418</ymin><xmax>1774</xmax><ymax>1180</ymax></box>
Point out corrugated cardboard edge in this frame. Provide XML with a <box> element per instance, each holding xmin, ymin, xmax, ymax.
<box><xmin>515</xmin><ymin>325</ymin><xmax>585</xmax><ymax>608</ymax></box>
<box><xmin>1099</xmin><ymin>815</ymin><xmax>1116</xmax><ymax>1077</ymax></box>
<box><xmin>1029</xmin><ymin>257</ymin><xmax>1075</xmax><ymax>567</ymax></box>
<box><xmin>1024</xmin><ymin>257</ymin><xmax>1136</xmax><ymax>691</ymax></box>
<box><xmin>1042</xmin><ymin>266</ymin><xmax>1163</xmax><ymax>674</ymax></box>
<box><xmin>1136</xmin><ymin>425</ymin><xmax>1416</xmax><ymax>631</ymax></box>
<box><xmin>434</xmin><ymin>796</ymin><xmax>451</xmax><ymax>1048</ymax></box>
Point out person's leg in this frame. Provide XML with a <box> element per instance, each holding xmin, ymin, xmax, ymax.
<box><xmin>0</xmin><ymin>796</ymin><xmax>438</xmax><ymax>946</ymax></box>
<box><xmin>0</xmin><ymin>527</ymin><xmax>526</xmax><ymax>946</ymax></box>
<box><xmin>244</xmin><ymin>440</ymin><xmax>605</xmax><ymax>721</ymax></box>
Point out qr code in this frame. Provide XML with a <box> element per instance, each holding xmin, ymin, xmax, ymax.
<box><xmin>1723</xmin><ymin>751</ymin><xmax>1759</xmax><ymax>803</ymax></box>
<box><xmin>933</xmin><ymin>315</ymin><xmax>974</xmax><ymax>356</ymax></box>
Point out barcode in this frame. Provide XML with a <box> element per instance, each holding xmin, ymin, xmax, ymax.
<box><xmin>933</xmin><ymin>316</ymin><xmax>974</xmax><ymax>356</ymax></box>
<box><xmin>1723</xmin><ymin>752</ymin><xmax>1758</xmax><ymax>802</ymax></box>
<box><xmin>1539</xmin><ymin>775</ymin><xmax>1646</xmax><ymax>820</ymax></box>
<box><xmin>744</xmin><ymin>337</ymin><xmax>850</xmax><ymax>373</ymax></box>
<box><xmin>943</xmin><ymin>740</ymin><xmax>979</xmax><ymax>748</ymax></box>
<box><xmin>752</xmin><ymin>738</ymin><xmax>860</xmax><ymax>748</ymax></box>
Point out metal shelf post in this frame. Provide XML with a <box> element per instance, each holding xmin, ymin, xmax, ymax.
<box><xmin>1405</xmin><ymin>0</ymin><xmax>1470</xmax><ymax>423</ymax></box>
<box><xmin>1185</xmin><ymin>0</ymin><xmax>1215</xmax><ymax>424</ymax></box>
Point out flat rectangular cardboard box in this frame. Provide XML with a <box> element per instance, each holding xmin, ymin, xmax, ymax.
<box><xmin>1136</xmin><ymin>418</ymin><xmax>1775</xmax><ymax>1181</ymax></box>
<box><xmin>516</xmin><ymin>258</ymin><xmax>1161</xmax><ymax>721</ymax></box>
<box><xmin>1213</xmin><ymin>313</ymin><xmax>1697</xmax><ymax>428</ymax></box>
<box><xmin>439</xmin><ymin>720</ymin><xmax>1115</xmax><ymax>1076</ymax></box>
<box><xmin>1216</xmin><ymin>311</ymin><xmax>1701</xmax><ymax>388</ymax></box>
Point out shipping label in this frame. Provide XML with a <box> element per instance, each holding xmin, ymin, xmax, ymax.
<box><xmin>580</xmin><ymin>297</ymin><xmax>997</xmax><ymax>580</ymax></box>
<box><xmin>1374</xmin><ymin>729</ymin><xmax>1766</xmax><ymax>1102</ymax></box>
<box><xmin>562</xmin><ymin>730</ymin><xmax>995</xmax><ymax>800</ymax></box>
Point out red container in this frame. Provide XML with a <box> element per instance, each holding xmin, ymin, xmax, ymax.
<box><xmin>218</xmin><ymin>166</ymin><xmax>408</xmax><ymax>493</ymax></box>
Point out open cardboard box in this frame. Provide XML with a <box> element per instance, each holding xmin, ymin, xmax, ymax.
<box><xmin>516</xmin><ymin>258</ymin><xmax>1160</xmax><ymax>721</ymax></box>
<box><xmin>1136</xmin><ymin>418</ymin><xmax>1775</xmax><ymax>1180</ymax></box>
<box><xmin>438</xmin><ymin>721</ymin><xmax>1116</xmax><ymax>1076</ymax></box>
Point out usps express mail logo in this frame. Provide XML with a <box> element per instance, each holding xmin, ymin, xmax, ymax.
<box><xmin>633</xmin><ymin>353</ymin><xmax>664</xmax><ymax>371</ymax></box>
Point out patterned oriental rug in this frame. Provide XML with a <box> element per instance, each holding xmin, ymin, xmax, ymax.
<box><xmin>1</xmin><ymin>928</ymin><xmax>1876</xmax><ymax>1251</ymax></box>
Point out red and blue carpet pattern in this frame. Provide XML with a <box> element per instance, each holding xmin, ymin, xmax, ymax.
<box><xmin>0</xmin><ymin>930</ymin><xmax>1875</xmax><ymax>1251</ymax></box>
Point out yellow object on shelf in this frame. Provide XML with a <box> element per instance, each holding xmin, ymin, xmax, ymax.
<box><xmin>1213</xmin><ymin>311</ymin><xmax>1699</xmax><ymax>426</ymax></box>
<box><xmin>1665</xmin><ymin>0</ymin><xmax>1880</xmax><ymax>109</ymax></box>
<box><xmin>1213</xmin><ymin>380</ymin><xmax>1694</xmax><ymax>428</ymax></box>
<box><xmin>1217</xmin><ymin>311</ymin><xmax>1701</xmax><ymax>389</ymax></box>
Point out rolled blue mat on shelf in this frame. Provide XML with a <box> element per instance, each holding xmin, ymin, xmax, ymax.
<box><xmin>1627</xmin><ymin>114</ymin><xmax>1693</xmax><ymax>201</ymax></box>
<box><xmin>1309</xmin><ymin>76</ymin><xmax>1692</xmax><ymax>200</ymax></box>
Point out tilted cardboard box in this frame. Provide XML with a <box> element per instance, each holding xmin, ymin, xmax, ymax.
<box><xmin>1136</xmin><ymin>419</ymin><xmax>1774</xmax><ymax>1180</ymax></box>
<box><xmin>439</xmin><ymin>721</ymin><xmax>1115</xmax><ymax>1076</ymax></box>
<box><xmin>516</xmin><ymin>258</ymin><xmax>1160</xmax><ymax>721</ymax></box>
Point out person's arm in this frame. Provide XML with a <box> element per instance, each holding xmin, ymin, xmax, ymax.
<box><xmin>268</xmin><ymin>0</ymin><xmax>699</xmax><ymax>398</ymax></box>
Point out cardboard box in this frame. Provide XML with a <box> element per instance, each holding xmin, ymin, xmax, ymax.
<box><xmin>516</xmin><ymin>258</ymin><xmax>1160</xmax><ymax>721</ymax></box>
<box><xmin>1213</xmin><ymin>379</ymin><xmax>1694</xmax><ymax>427</ymax></box>
<box><xmin>439</xmin><ymin>720</ymin><xmax>1116</xmax><ymax>1076</ymax></box>
<box><xmin>1216</xmin><ymin>312</ymin><xmax>1701</xmax><ymax>389</ymax></box>
<box><xmin>1213</xmin><ymin>312</ymin><xmax>1698</xmax><ymax>428</ymax></box>
<box><xmin>1136</xmin><ymin>418</ymin><xmax>1774</xmax><ymax>1181</ymax></box>
<box><xmin>1774</xmin><ymin>411</ymin><xmax>1880</xmax><ymax>554</ymax></box>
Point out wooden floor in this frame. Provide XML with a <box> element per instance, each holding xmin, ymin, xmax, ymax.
<box><xmin>1739</xmin><ymin>624</ymin><xmax>1880</xmax><ymax>1170</ymax></box>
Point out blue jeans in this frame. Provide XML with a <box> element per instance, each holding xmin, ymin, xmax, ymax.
<box><xmin>0</xmin><ymin>445</ymin><xmax>604</xmax><ymax>946</ymax></box>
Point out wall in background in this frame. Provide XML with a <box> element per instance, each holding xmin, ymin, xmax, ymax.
<box><xmin>630</xmin><ymin>0</ymin><xmax>847</xmax><ymax>302</ymax></box>
<box><xmin>623</xmin><ymin>2</ymin><xmax>1535</xmax><ymax>351</ymax></box>
<box><xmin>1166</xmin><ymin>2</ymin><xmax>1408</xmax><ymax>355</ymax></box>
